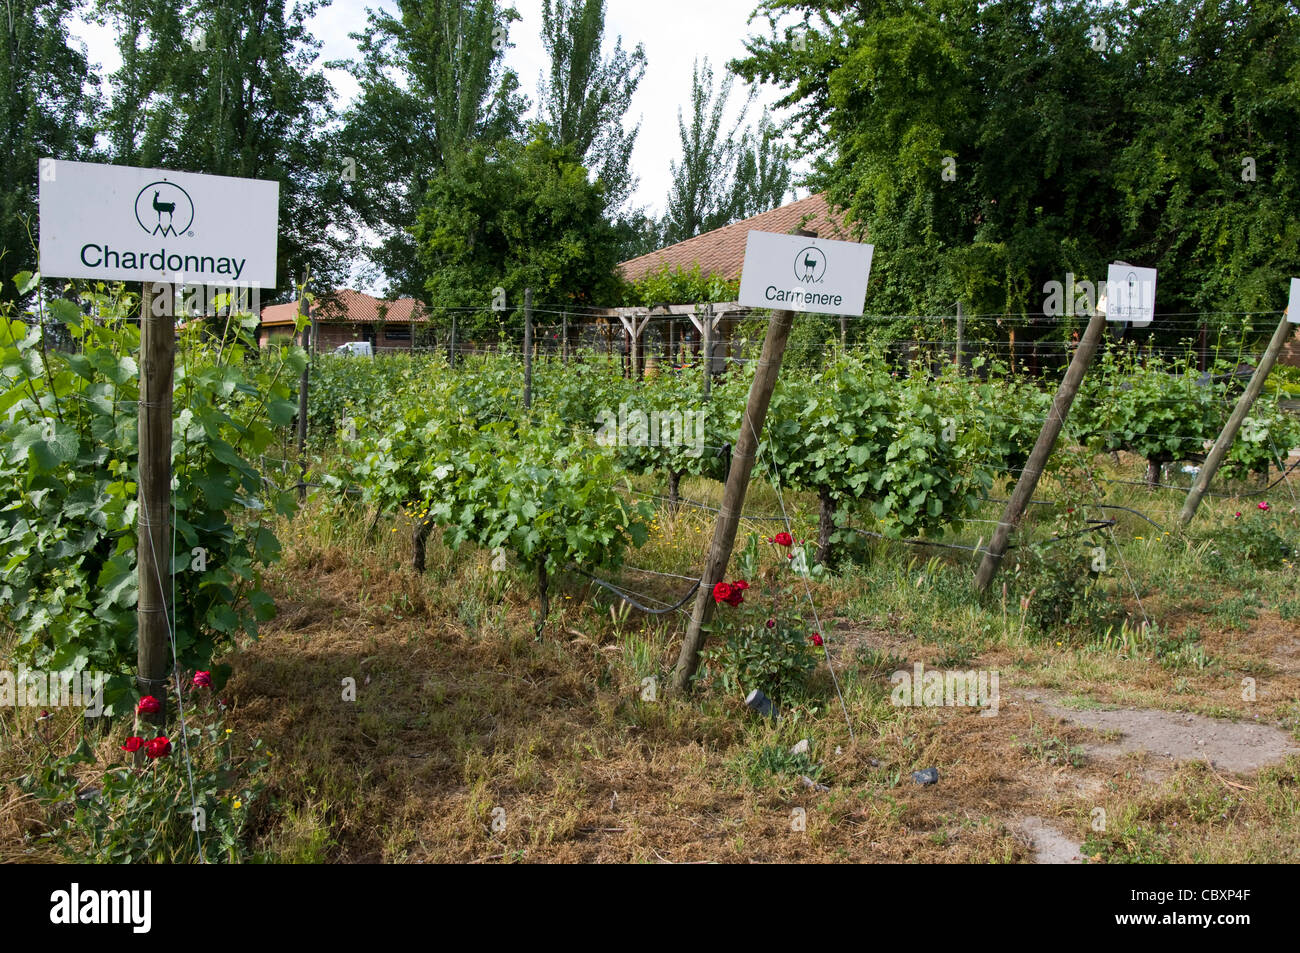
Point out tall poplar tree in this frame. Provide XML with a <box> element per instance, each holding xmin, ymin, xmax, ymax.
<box><xmin>538</xmin><ymin>0</ymin><xmax>645</xmax><ymax>211</ymax></box>
<box><xmin>334</xmin><ymin>0</ymin><xmax>526</xmax><ymax>298</ymax></box>
<box><xmin>1</xmin><ymin>0</ymin><xmax>100</xmax><ymax>302</ymax></box>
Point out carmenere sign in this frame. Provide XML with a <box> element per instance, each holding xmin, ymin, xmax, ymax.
<box><xmin>38</xmin><ymin>160</ymin><xmax>279</xmax><ymax>287</ymax></box>
<box><xmin>737</xmin><ymin>230</ymin><xmax>874</xmax><ymax>317</ymax></box>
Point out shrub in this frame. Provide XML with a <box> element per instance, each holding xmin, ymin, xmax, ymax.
<box><xmin>701</xmin><ymin>534</ymin><xmax>821</xmax><ymax>703</ymax></box>
<box><xmin>1203</xmin><ymin>505</ymin><xmax>1294</xmax><ymax>571</ymax></box>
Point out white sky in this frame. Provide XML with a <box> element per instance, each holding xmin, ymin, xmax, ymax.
<box><xmin>69</xmin><ymin>0</ymin><xmax>809</xmax><ymax>218</ymax></box>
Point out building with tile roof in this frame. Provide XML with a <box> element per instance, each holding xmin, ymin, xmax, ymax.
<box><xmin>618</xmin><ymin>192</ymin><xmax>855</xmax><ymax>284</ymax></box>
<box><xmin>257</xmin><ymin>288</ymin><xmax>431</xmax><ymax>350</ymax></box>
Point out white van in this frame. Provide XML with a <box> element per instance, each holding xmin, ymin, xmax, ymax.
<box><xmin>334</xmin><ymin>341</ymin><xmax>373</xmax><ymax>357</ymax></box>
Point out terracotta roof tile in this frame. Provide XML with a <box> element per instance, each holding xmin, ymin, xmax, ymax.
<box><xmin>618</xmin><ymin>192</ymin><xmax>856</xmax><ymax>283</ymax></box>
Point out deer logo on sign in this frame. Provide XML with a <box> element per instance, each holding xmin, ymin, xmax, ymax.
<box><xmin>794</xmin><ymin>245</ymin><xmax>826</xmax><ymax>284</ymax></box>
<box><xmin>134</xmin><ymin>180</ymin><xmax>194</xmax><ymax>237</ymax></box>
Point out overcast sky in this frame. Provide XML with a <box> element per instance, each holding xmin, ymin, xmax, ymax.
<box><xmin>70</xmin><ymin>0</ymin><xmax>809</xmax><ymax>218</ymax></box>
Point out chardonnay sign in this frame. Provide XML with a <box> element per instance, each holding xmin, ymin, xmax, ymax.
<box><xmin>38</xmin><ymin>160</ymin><xmax>279</xmax><ymax>287</ymax></box>
<box><xmin>738</xmin><ymin>230</ymin><xmax>873</xmax><ymax>317</ymax></box>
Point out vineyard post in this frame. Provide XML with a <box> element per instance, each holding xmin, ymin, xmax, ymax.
<box><xmin>632</xmin><ymin>312</ymin><xmax>641</xmax><ymax>379</ymax></box>
<box><xmin>703</xmin><ymin>303</ymin><xmax>714</xmax><ymax>398</ymax></box>
<box><xmin>523</xmin><ymin>286</ymin><xmax>533</xmax><ymax>408</ymax></box>
<box><xmin>955</xmin><ymin>300</ymin><xmax>964</xmax><ymax>369</ymax></box>
<box><xmin>562</xmin><ymin>310</ymin><xmax>568</xmax><ymax>364</ymax></box>
<box><xmin>974</xmin><ymin>307</ymin><xmax>1107</xmax><ymax>593</ymax></box>
<box><xmin>1178</xmin><ymin>307</ymin><xmax>1293</xmax><ymax>526</ymax></box>
<box><xmin>449</xmin><ymin>312</ymin><xmax>457</xmax><ymax>369</ymax></box>
<box><xmin>294</xmin><ymin>275</ymin><xmax>310</xmax><ymax>500</ymax></box>
<box><xmin>137</xmin><ymin>280</ymin><xmax>174</xmax><ymax>725</ymax></box>
<box><xmin>673</xmin><ymin>305</ymin><xmax>797</xmax><ymax>692</ymax></box>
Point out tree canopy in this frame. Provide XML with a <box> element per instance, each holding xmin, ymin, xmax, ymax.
<box><xmin>333</xmin><ymin>0</ymin><xmax>526</xmax><ymax>299</ymax></box>
<box><xmin>732</xmin><ymin>0</ymin><xmax>1300</xmax><ymax>343</ymax></box>
<box><xmin>0</xmin><ymin>0</ymin><xmax>100</xmax><ymax>303</ymax></box>
<box><xmin>414</xmin><ymin>132</ymin><xmax>622</xmax><ymax>339</ymax></box>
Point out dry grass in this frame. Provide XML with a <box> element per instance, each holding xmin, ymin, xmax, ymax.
<box><xmin>4</xmin><ymin>454</ymin><xmax>1300</xmax><ymax>863</ymax></box>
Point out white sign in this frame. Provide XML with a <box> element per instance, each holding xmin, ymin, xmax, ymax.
<box><xmin>1104</xmin><ymin>263</ymin><xmax>1157</xmax><ymax>326</ymax></box>
<box><xmin>738</xmin><ymin>230</ymin><xmax>873</xmax><ymax>317</ymax></box>
<box><xmin>38</xmin><ymin>160</ymin><xmax>279</xmax><ymax>287</ymax></box>
<box><xmin>1288</xmin><ymin>278</ymin><xmax>1300</xmax><ymax>324</ymax></box>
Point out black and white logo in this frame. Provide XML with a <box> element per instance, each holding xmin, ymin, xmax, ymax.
<box><xmin>134</xmin><ymin>180</ymin><xmax>194</xmax><ymax>237</ymax></box>
<box><xmin>794</xmin><ymin>245</ymin><xmax>826</xmax><ymax>284</ymax></box>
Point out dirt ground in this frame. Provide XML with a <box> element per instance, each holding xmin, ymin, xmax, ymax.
<box><xmin>217</xmin><ymin>540</ymin><xmax>1300</xmax><ymax>864</ymax></box>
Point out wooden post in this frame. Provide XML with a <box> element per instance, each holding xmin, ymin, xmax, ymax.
<box><xmin>295</xmin><ymin>277</ymin><xmax>310</xmax><ymax>500</ymax></box>
<box><xmin>1178</xmin><ymin>308</ymin><xmax>1293</xmax><ymax>526</ymax></box>
<box><xmin>449</xmin><ymin>313</ymin><xmax>457</xmax><ymax>369</ymax></box>
<box><xmin>673</xmin><ymin>307</ymin><xmax>796</xmax><ymax>692</ymax></box>
<box><xmin>137</xmin><ymin>281</ymin><xmax>174</xmax><ymax>725</ymax></box>
<box><xmin>840</xmin><ymin>313</ymin><xmax>847</xmax><ymax>350</ymax></box>
<box><xmin>955</xmin><ymin>300</ymin><xmax>964</xmax><ymax>369</ymax></box>
<box><xmin>974</xmin><ymin>308</ymin><xmax>1107</xmax><ymax>592</ymax></box>
<box><xmin>618</xmin><ymin>311</ymin><xmax>651</xmax><ymax>381</ymax></box>
<box><xmin>631</xmin><ymin>311</ymin><xmax>641</xmax><ymax>379</ymax></box>
<box><xmin>702</xmin><ymin>304</ymin><xmax>714</xmax><ymax>399</ymax></box>
<box><xmin>562</xmin><ymin>311</ymin><xmax>568</xmax><ymax>364</ymax></box>
<box><xmin>523</xmin><ymin>287</ymin><xmax>533</xmax><ymax>409</ymax></box>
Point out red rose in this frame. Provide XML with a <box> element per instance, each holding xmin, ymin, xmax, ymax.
<box><xmin>1235</xmin><ymin>512</ymin><xmax>1242</xmax><ymax>518</ymax></box>
<box><xmin>809</xmin><ymin>633</ymin><xmax>824</xmax><ymax>647</ymax></box>
<box><xmin>766</xmin><ymin>618</ymin><xmax>776</xmax><ymax>629</ymax></box>
<box><xmin>136</xmin><ymin>696</ymin><xmax>161</xmax><ymax>715</ymax></box>
<box><xmin>1258</xmin><ymin>502</ymin><xmax>1270</xmax><ymax>512</ymax></box>
<box><xmin>712</xmin><ymin>582</ymin><xmax>734</xmax><ymax>604</ymax></box>
<box><xmin>121</xmin><ymin>736</ymin><xmax>144</xmax><ymax>753</ymax></box>
<box><xmin>774</xmin><ymin>531</ymin><xmax>794</xmax><ymax>547</ymax></box>
<box><xmin>193</xmin><ymin>671</ymin><xmax>212</xmax><ymax>688</ymax></box>
<box><xmin>144</xmin><ymin>736</ymin><xmax>172</xmax><ymax>760</ymax></box>
<box><xmin>732</xmin><ymin>580</ymin><xmax>750</xmax><ymax>591</ymax></box>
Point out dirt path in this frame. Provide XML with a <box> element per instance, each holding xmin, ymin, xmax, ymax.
<box><xmin>1017</xmin><ymin>817</ymin><xmax>1083</xmax><ymax>864</ymax></box>
<box><xmin>1022</xmin><ymin>689</ymin><xmax>1300</xmax><ymax>774</ymax></box>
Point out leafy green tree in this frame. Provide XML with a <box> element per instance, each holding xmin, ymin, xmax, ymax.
<box><xmin>610</xmin><ymin>210</ymin><xmax>663</xmax><ymax>261</ymax></box>
<box><xmin>538</xmin><ymin>0</ymin><xmax>645</xmax><ymax>211</ymax></box>
<box><xmin>0</xmin><ymin>0</ymin><xmax>100</xmax><ymax>302</ymax></box>
<box><xmin>414</xmin><ymin>132</ymin><xmax>622</xmax><ymax>339</ymax></box>
<box><xmin>91</xmin><ymin>0</ymin><xmax>184</xmax><ymax>166</ymax></box>
<box><xmin>732</xmin><ymin>0</ymin><xmax>1300</xmax><ymax>349</ymax></box>
<box><xmin>662</xmin><ymin>58</ymin><xmax>793</xmax><ymax>244</ymax></box>
<box><xmin>96</xmin><ymin>0</ymin><xmax>350</xmax><ymax>301</ymax></box>
<box><xmin>729</xmin><ymin>108</ymin><xmax>793</xmax><ymax>222</ymax></box>
<box><xmin>1109</xmin><ymin>0</ymin><xmax>1300</xmax><ymax>326</ymax></box>
<box><xmin>334</xmin><ymin>0</ymin><xmax>526</xmax><ymax>298</ymax></box>
<box><xmin>662</xmin><ymin>58</ymin><xmax>751</xmax><ymax>243</ymax></box>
